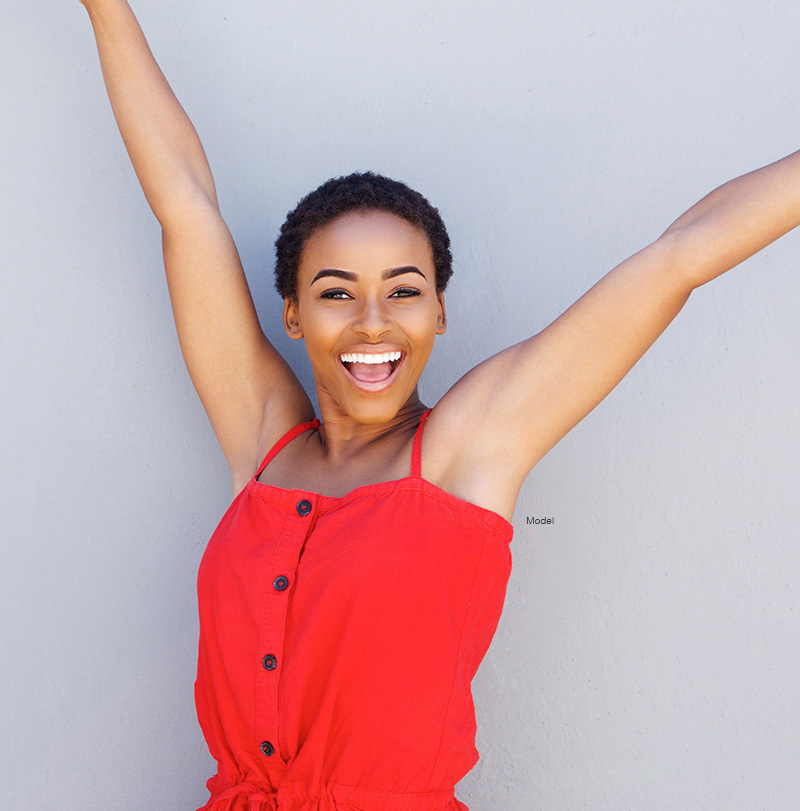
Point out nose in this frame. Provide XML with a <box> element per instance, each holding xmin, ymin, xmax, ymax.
<box><xmin>351</xmin><ymin>294</ymin><xmax>392</xmax><ymax>339</ymax></box>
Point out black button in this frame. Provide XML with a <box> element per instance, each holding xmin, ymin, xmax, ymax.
<box><xmin>296</xmin><ymin>499</ymin><xmax>312</xmax><ymax>516</ymax></box>
<box><xmin>260</xmin><ymin>740</ymin><xmax>274</xmax><ymax>757</ymax></box>
<box><xmin>273</xmin><ymin>575</ymin><xmax>289</xmax><ymax>591</ymax></box>
<box><xmin>262</xmin><ymin>653</ymin><xmax>277</xmax><ymax>671</ymax></box>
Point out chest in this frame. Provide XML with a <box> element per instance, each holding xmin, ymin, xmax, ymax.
<box><xmin>256</xmin><ymin>436</ymin><xmax>418</xmax><ymax>498</ymax></box>
<box><xmin>251</xmin><ymin>416</ymin><xmax>520</xmax><ymax>523</ymax></box>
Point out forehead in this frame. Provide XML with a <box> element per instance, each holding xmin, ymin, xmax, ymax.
<box><xmin>299</xmin><ymin>210</ymin><xmax>434</xmax><ymax>276</ymax></box>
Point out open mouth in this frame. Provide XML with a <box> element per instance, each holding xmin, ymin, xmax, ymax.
<box><xmin>339</xmin><ymin>351</ymin><xmax>405</xmax><ymax>391</ymax></box>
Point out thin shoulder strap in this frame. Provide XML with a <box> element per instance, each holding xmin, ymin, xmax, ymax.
<box><xmin>411</xmin><ymin>408</ymin><xmax>432</xmax><ymax>478</ymax></box>
<box><xmin>256</xmin><ymin>417</ymin><xmax>321</xmax><ymax>478</ymax></box>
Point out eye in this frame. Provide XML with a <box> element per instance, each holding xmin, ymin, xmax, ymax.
<box><xmin>319</xmin><ymin>288</ymin><xmax>352</xmax><ymax>300</ymax></box>
<box><xmin>390</xmin><ymin>287</ymin><xmax>421</xmax><ymax>298</ymax></box>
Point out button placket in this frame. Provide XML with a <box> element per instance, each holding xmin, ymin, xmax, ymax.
<box><xmin>254</xmin><ymin>493</ymin><xmax>317</xmax><ymax>761</ymax></box>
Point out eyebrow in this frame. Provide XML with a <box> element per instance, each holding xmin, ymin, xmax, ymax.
<box><xmin>310</xmin><ymin>265</ymin><xmax>427</xmax><ymax>286</ymax></box>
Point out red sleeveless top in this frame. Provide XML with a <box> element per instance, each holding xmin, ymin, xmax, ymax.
<box><xmin>195</xmin><ymin>409</ymin><xmax>514</xmax><ymax>811</ymax></box>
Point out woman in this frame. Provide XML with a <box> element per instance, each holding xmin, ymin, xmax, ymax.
<box><xmin>78</xmin><ymin>1</ymin><xmax>800</xmax><ymax>809</ymax></box>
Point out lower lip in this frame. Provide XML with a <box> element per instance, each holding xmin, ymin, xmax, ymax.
<box><xmin>340</xmin><ymin>355</ymin><xmax>405</xmax><ymax>393</ymax></box>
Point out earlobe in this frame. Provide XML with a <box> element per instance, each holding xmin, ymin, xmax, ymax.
<box><xmin>283</xmin><ymin>297</ymin><xmax>304</xmax><ymax>340</ymax></box>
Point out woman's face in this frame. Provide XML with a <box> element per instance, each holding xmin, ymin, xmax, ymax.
<box><xmin>284</xmin><ymin>209</ymin><xmax>447</xmax><ymax>424</ymax></box>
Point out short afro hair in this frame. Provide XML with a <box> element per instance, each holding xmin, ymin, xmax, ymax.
<box><xmin>274</xmin><ymin>171</ymin><xmax>453</xmax><ymax>300</ymax></box>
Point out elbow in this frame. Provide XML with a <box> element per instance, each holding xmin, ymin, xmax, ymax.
<box><xmin>153</xmin><ymin>183</ymin><xmax>221</xmax><ymax>230</ymax></box>
<box><xmin>650</xmin><ymin>227</ymin><xmax>706</xmax><ymax>295</ymax></box>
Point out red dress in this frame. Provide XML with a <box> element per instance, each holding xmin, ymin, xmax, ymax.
<box><xmin>195</xmin><ymin>409</ymin><xmax>514</xmax><ymax>811</ymax></box>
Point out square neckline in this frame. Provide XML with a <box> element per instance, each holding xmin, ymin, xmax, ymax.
<box><xmin>247</xmin><ymin>410</ymin><xmax>514</xmax><ymax>533</ymax></box>
<box><xmin>246</xmin><ymin>474</ymin><xmax>513</xmax><ymax>534</ymax></box>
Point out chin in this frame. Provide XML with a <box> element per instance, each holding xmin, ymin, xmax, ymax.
<box><xmin>343</xmin><ymin>399</ymin><xmax>404</xmax><ymax>425</ymax></box>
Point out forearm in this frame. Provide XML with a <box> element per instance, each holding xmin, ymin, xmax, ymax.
<box><xmin>82</xmin><ymin>0</ymin><xmax>217</xmax><ymax>221</ymax></box>
<box><xmin>661</xmin><ymin>149</ymin><xmax>800</xmax><ymax>289</ymax></box>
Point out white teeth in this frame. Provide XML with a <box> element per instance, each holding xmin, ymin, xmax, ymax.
<box><xmin>340</xmin><ymin>351</ymin><xmax>402</xmax><ymax>364</ymax></box>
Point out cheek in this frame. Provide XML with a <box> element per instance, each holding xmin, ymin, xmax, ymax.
<box><xmin>407</xmin><ymin>305</ymin><xmax>441</xmax><ymax>342</ymax></box>
<box><xmin>299</xmin><ymin>306</ymin><xmax>345</xmax><ymax>346</ymax></box>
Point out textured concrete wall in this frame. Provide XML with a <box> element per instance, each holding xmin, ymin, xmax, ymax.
<box><xmin>2</xmin><ymin>0</ymin><xmax>799</xmax><ymax>808</ymax></box>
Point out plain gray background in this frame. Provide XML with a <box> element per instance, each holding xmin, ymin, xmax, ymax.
<box><xmin>2</xmin><ymin>1</ymin><xmax>799</xmax><ymax>808</ymax></box>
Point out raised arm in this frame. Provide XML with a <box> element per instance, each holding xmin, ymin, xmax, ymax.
<box><xmin>79</xmin><ymin>0</ymin><xmax>312</xmax><ymax>489</ymax></box>
<box><xmin>433</xmin><ymin>149</ymin><xmax>800</xmax><ymax>517</ymax></box>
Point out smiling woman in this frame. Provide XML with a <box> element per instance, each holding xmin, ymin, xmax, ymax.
<box><xmin>72</xmin><ymin>0</ymin><xmax>800</xmax><ymax>809</ymax></box>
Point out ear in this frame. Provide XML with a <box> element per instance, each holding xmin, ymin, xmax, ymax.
<box><xmin>435</xmin><ymin>292</ymin><xmax>447</xmax><ymax>335</ymax></box>
<box><xmin>283</xmin><ymin>297</ymin><xmax>304</xmax><ymax>340</ymax></box>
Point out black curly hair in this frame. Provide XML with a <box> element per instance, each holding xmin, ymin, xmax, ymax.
<box><xmin>274</xmin><ymin>172</ymin><xmax>453</xmax><ymax>300</ymax></box>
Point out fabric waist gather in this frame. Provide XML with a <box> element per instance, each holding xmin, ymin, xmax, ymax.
<box><xmin>206</xmin><ymin>780</ymin><xmax>467</xmax><ymax>811</ymax></box>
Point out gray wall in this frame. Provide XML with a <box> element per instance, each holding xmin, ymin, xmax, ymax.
<box><xmin>3</xmin><ymin>1</ymin><xmax>799</xmax><ymax>808</ymax></box>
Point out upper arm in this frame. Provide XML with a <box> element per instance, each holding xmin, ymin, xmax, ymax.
<box><xmin>434</xmin><ymin>235</ymin><xmax>694</xmax><ymax>485</ymax></box>
<box><xmin>160</xmin><ymin>200</ymin><xmax>313</xmax><ymax>476</ymax></box>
